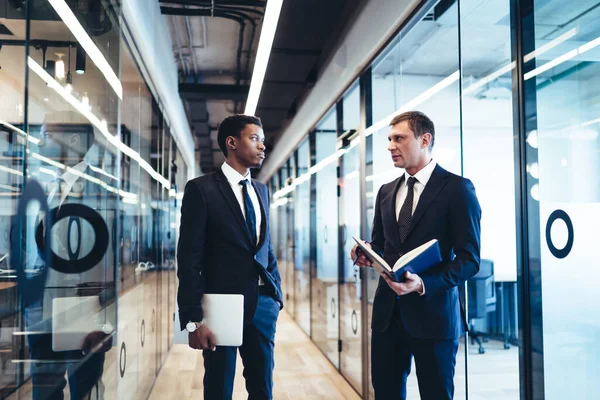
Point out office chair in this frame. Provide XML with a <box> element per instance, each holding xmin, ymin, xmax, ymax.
<box><xmin>467</xmin><ymin>259</ymin><xmax>496</xmax><ymax>354</ymax></box>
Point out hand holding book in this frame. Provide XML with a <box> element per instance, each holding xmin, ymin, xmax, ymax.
<box><xmin>351</xmin><ymin>240</ymin><xmax>373</xmax><ymax>268</ymax></box>
<box><xmin>351</xmin><ymin>238</ymin><xmax>442</xmax><ymax>283</ymax></box>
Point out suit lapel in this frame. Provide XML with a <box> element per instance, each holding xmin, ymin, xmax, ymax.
<box><xmin>252</xmin><ymin>180</ymin><xmax>268</xmax><ymax>250</ymax></box>
<box><xmin>388</xmin><ymin>175</ymin><xmax>405</xmax><ymax>245</ymax></box>
<box><xmin>407</xmin><ymin>164</ymin><xmax>449</xmax><ymax>236</ymax></box>
<box><xmin>215</xmin><ymin>170</ymin><xmax>254</xmax><ymax>246</ymax></box>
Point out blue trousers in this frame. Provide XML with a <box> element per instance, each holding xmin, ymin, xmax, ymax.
<box><xmin>25</xmin><ymin>304</ymin><xmax>105</xmax><ymax>400</ymax></box>
<box><xmin>371</xmin><ymin>302</ymin><xmax>459</xmax><ymax>400</ymax></box>
<box><xmin>202</xmin><ymin>294</ymin><xmax>280</xmax><ymax>400</ymax></box>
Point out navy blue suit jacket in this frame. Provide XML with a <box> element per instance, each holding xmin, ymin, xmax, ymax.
<box><xmin>370</xmin><ymin>164</ymin><xmax>481</xmax><ymax>339</ymax></box>
<box><xmin>176</xmin><ymin>169</ymin><xmax>283</xmax><ymax>330</ymax></box>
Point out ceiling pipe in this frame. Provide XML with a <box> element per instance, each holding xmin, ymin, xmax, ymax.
<box><xmin>159</xmin><ymin>0</ymin><xmax>266</xmax><ymax>7</ymax></box>
<box><xmin>162</xmin><ymin>7</ymin><xmax>248</xmax><ymax>106</ymax></box>
<box><xmin>183</xmin><ymin>9</ymin><xmax>200</xmax><ymax>80</ymax></box>
<box><xmin>171</xmin><ymin>15</ymin><xmax>189</xmax><ymax>78</ymax></box>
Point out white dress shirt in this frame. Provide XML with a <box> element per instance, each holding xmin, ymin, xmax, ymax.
<box><xmin>47</xmin><ymin>161</ymin><xmax>88</xmax><ymax>207</ymax></box>
<box><xmin>394</xmin><ymin>159</ymin><xmax>436</xmax><ymax>295</ymax></box>
<box><xmin>395</xmin><ymin>159</ymin><xmax>437</xmax><ymax>219</ymax></box>
<box><xmin>221</xmin><ymin>162</ymin><xmax>264</xmax><ymax>285</ymax></box>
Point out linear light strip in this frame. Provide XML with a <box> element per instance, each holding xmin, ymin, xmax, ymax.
<box><xmin>0</xmin><ymin>120</ymin><xmax>40</xmax><ymax>145</ymax></box>
<box><xmin>244</xmin><ymin>0</ymin><xmax>284</xmax><ymax>115</ymax></box>
<box><xmin>463</xmin><ymin>28</ymin><xmax>578</xmax><ymax>96</ymax></box>
<box><xmin>365</xmin><ymin>70</ymin><xmax>460</xmax><ymax>137</ymax></box>
<box><xmin>30</xmin><ymin>151</ymin><xmax>137</xmax><ymax>199</ymax></box>
<box><xmin>524</xmin><ymin>28</ymin><xmax>578</xmax><ymax>63</ymax></box>
<box><xmin>525</xmin><ymin>34</ymin><xmax>600</xmax><ymax>81</ymax></box>
<box><xmin>28</xmin><ymin>57</ymin><xmax>170</xmax><ymax>189</ymax></box>
<box><xmin>463</xmin><ymin>62</ymin><xmax>515</xmax><ymax>95</ymax></box>
<box><xmin>47</xmin><ymin>0</ymin><xmax>123</xmax><ymax>99</ymax></box>
<box><xmin>0</xmin><ymin>165</ymin><xmax>24</xmax><ymax>177</ymax></box>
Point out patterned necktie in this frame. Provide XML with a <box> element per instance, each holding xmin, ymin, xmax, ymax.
<box><xmin>239</xmin><ymin>180</ymin><xmax>257</xmax><ymax>246</ymax></box>
<box><xmin>398</xmin><ymin>177</ymin><xmax>417</xmax><ymax>243</ymax></box>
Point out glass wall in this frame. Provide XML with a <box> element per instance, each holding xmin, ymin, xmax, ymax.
<box><xmin>312</xmin><ymin>108</ymin><xmax>340</xmax><ymax>366</ymax></box>
<box><xmin>520</xmin><ymin>0</ymin><xmax>600</xmax><ymax>398</ymax></box>
<box><xmin>265</xmin><ymin>0</ymin><xmax>600</xmax><ymax>398</ymax></box>
<box><xmin>338</xmin><ymin>82</ymin><xmax>363</xmax><ymax>392</ymax></box>
<box><xmin>0</xmin><ymin>1</ymin><xmax>187</xmax><ymax>398</ymax></box>
<box><xmin>294</xmin><ymin>143</ymin><xmax>310</xmax><ymax>335</ymax></box>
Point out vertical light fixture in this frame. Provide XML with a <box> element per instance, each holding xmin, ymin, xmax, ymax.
<box><xmin>82</xmin><ymin>92</ymin><xmax>90</xmax><ymax>109</ymax></box>
<box><xmin>244</xmin><ymin>0</ymin><xmax>284</xmax><ymax>116</ymax></box>
<box><xmin>48</xmin><ymin>0</ymin><xmax>121</xmax><ymax>98</ymax></box>
<box><xmin>55</xmin><ymin>53</ymin><xmax>65</xmax><ymax>80</ymax></box>
<box><xmin>45</xmin><ymin>60</ymin><xmax>56</xmax><ymax>77</ymax></box>
<box><xmin>66</xmin><ymin>45</ymin><xmax>73</xmax><ymax>84</ymax></box>
<box><xmin>75</xmin><ymin>44</ymin><xmax>86</xmax><ymax>74</ymax></box>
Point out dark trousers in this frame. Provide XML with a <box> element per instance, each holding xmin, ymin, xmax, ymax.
<box><xmin>371</xmin><ymin>303</ymin><xmax>459</xmax><ymax>400</ymax></box>
<box><xmin>203</xmin><ymin>294</ymin><xmax>280</xmax><ymax>400</ymax></box>
<box><xmin>28</xmin><ymin>334</ymin><xmax>105</xmax><ymax>400</ymax></box>
<box><xmin>25</xmin><ymin>305</ymin><xmax>104</xmax><ymax>400</ymax></box>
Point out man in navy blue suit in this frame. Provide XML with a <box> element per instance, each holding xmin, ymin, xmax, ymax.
<box><xmin>351</xmin><ymin>111</ymin><xmax>481</xmax><ymax>399</ymax></box>
<box><xmin>177</xmin><ymin>114</ymin><xmax>283</xmax><ymax>399</ymax></box>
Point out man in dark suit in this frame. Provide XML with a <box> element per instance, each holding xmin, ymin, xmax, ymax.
<box><xmin>177</xmin><ymin>114</ymin><xmax>283</xmax><ymax>399</ymax></box>
<box><xmin>351</xmin><ymin>111</ymin><xmax>481</xmax><ymax>399</ymax></box>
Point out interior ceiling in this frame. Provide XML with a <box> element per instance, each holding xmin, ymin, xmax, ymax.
<box><xmin>161</xmin><ymin>0</ymin><xmax>366</xmax><ymax>175</ymax></box>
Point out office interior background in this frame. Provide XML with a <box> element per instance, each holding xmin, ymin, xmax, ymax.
<box><xmin>261</xmin><ymin>0</ymin><xmax>600</xmax><ymax>399</ymax></box>
<box><xmin>0</xmin><ymin>0</ymin><xmax>598</xmax><ymax>399</ymax></box>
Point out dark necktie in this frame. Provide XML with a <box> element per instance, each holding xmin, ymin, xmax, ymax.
<box><xmin>239</xmin><ymin>179</ymin><xmax>257</xmax><ymax>246</ymax></box>
<box><xmin>398</xmin><ymin>177</ymin><xmax>417</xmax><ymax>243</ymax></box>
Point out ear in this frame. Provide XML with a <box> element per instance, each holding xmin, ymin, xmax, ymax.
<box><xmin>226</xmin><ymin>136</ymin><xmax>237</xmax><ymax>151</ymax></box>
<box><xmin>421</xmin><ymin>132</ymin><xmax>432</xmax><ymax>149</ymax></box>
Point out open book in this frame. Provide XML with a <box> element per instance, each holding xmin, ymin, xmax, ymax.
<box><xmin>353</xmin><ymin>238</ymin><xmax>442</xmax><ymax>282</ymax></box>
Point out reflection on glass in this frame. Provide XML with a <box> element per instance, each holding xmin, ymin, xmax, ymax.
<box><xmin>526</xmin><ymin>1</ymin><xmax>600</xmax><ymax>398</ymax></box>
<box><xmin>339</xmin><ymin>82</ymin><xmax>363</xmax><ymax>392</ymax></box>
<box><xmin>293</xmin><ymin>146</ymin><xmax>311</xmax><ymax>336</ymax></box>
<box><xmin>17</xmin><ymin>1</ymin><xmax>122</xmax><ymax>395</ymax></box>
<box><xmin>460</xmin><ymin>0</ymin><xmax>520</xmax><ymax>396</ymax></box>
<box><xmin>313</xmin><ymin>108</ymin><xmax>339</xmax><ymax>366</ymax></box>
<box><xmin>368</xmin><ymin>1</ymin><xmax>462</xmax><ymax>397</ymax></box>
<box><xmin>0</xmin><ymin>2</ymin><xmax>186</xmax><ymax>398</ymax></box>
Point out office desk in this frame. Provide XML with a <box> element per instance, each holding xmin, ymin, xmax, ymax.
<box><xmin>0</xmin><ymin>282</ymin><xmax>17</xmax><ymax>291</ymax></box>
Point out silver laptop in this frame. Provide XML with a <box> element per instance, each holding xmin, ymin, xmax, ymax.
<box><xmin>202</xmin><ymin>294</ymin><xmax>244</xmax><ymax>347</ymax></box>
<box><xmin>52</xmin><ymin>296</ymin><xmax>102</xmax><ymax>351</ymax></box>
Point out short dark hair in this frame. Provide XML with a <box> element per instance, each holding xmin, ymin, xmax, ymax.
<box><xmin>217</xmin><ymin>114</ymin><xmax>263</xmax><ymax>157</ymax></box>
<box><xmin>389</xmin><ymin>111</ymin><xmax>435</xmax><ymax>149</ymax></box>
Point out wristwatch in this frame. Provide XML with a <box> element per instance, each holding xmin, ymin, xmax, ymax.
<box><xmin>186</xmin><ymin>320</ymin><xmax>205</xmax><ymax>333</ymax></box>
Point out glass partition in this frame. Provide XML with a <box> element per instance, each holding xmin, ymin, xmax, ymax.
<box><xmin>312</xmin><ymin>107</ymin><xmax>340</xmax><ymax>366</ymax></box>
<box><xmin>0</xmin><ymin>2</ymin><xmax>186</xmax><ymax>398</ymax></box>
<box><xmin>339</xmin><ymin>82</ymin><xmax>363</xmax><ymax>393</ymax></box>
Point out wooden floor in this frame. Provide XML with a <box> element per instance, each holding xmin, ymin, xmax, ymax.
<box><xmin>149</xmin><ymin>311</ymin><xmax>361</xmax><ymax>400</ymax></box>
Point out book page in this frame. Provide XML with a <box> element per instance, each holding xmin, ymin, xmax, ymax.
<box><xmin>353</xmin><ymin>238</ymin><xmax>392</xmax><ymax>272</ymax></box>
<box><xmin>392</xmin><ymin>239</ymin><xmax>438</xmax><ymax>272</ymax></box>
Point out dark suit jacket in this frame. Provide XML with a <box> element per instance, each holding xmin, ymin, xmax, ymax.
<box><xmin>177</xmin><ymin>169</ymin><xmax>283</xmax><ymax>331</ymax></box>
<box><xmin>370</xmin><ymin>164</ymin><xmax>481</xmax><ymax>340</ymax></box>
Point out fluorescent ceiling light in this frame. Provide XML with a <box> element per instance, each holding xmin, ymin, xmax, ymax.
<box><xmin>463</xmin><ymin>62</ymin><xmax>515</xmax><ymax>96</ymax></box>
<box><xmin>0</xmin><ymin>165</ymin><xmax>23</xmax><ymax>177</ymax></box>
<box><xmin>55</xmin><ymin>59</ymin><xmax>65</xmax><ymax>80</ymax></box>
<box><xmin>0</xmin><ymin>119</ymin><xmax>40</xmax><ymax>145</ymax></box>
<box><xmin>525</xmin><ymin>34</ymin><xmax>600</xmax><ymax>80</ymax></box>
<box><xmin>28</xmin><ymin>56</ymin><xmax>170</xmax><ymax>189</ymax></box>
<box><xmin>366</xmin><ymin>70</ymin><xmax>460</xmax><ymax>136</ymax></box>
<box><xmin>524</xmin><ymin>28</ymin><xmax>578</xmax><ymax>63</ymax></box>
<box><xmin>39</xmin><ymin>167</ymin><xmax>58</xmax><ymax>177</ymax></box>
<box><xmin>48</xmin><ymin>0</ymin><xmax>122</xmax><ymax>99</ymax></box>
<box><xmin>244</xmin><ymin>0</ymin><xmax>284</xmax><ymax>115</ymax></box>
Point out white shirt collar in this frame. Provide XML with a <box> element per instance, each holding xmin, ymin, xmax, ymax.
<box><xmin>404</xmin><ymin>158</ymin><xmax>437</xmax><ymax>187</ymax></box>
<box><xmin>60</xmin><ymin>160</ymin><xmax>89</xmax><ymax>188</ymax></box>
<box><xmin>221</xmin><ymin>161</ymin><xmax>251</xmax><ymax>186</ymax></box>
